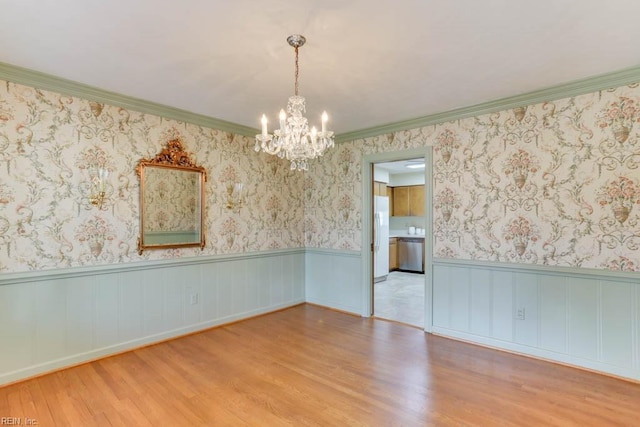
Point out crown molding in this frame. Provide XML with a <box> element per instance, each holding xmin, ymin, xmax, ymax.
<box><xmin>336</xmin><ymin>65</ymin><xmax>640</xmax><ymax>143</ymax></box>
<box><xmin>0</xmin><ymin>61</ymin><xmax>258</xmax><ymax>137</ymax></box>
<box><xmin>3</xmin><ymin>61</ymin><xmax>639</xmax><ymax>144</ymax></box>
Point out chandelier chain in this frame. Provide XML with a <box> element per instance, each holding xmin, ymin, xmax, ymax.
<box><xmin>294</xmin><ymin>46</ymin><xmax>299</xmax><ymax>96</ymax></box>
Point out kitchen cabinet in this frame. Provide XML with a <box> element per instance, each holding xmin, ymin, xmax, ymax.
<box><xmin>387</xmin><ymin>186</ymin><xmax>394</xmax><ymax>216</ymax></box>
<box><xmin>389</xmin><ymin>237</ymin><xmax>398</xmax><ymax>270</ymax></box>
<box><xmin>373</xmin><ymin>181</ymin><xmax>388</xmax><ymax>197</ymax></box>
<box><xmin>410</xmin><ymin>185</ymin><xmax>425</xmax><ymax>216</ymax></box>
<box><xmin>392</xmin><ymin>185</ymin><xmax>425</xmax><ymax>216</ymax></box>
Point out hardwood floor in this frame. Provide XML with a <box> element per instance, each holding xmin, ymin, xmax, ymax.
<box><xmin>1</xmin><ymin>304</ymin><xmax>639</xmax><ymax>426</ymax></box>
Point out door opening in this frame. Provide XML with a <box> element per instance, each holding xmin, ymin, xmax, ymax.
<box><xmin>372</xmin><ymin>158</ymin><xmax>426</xmax><ymax>328</ymax></box>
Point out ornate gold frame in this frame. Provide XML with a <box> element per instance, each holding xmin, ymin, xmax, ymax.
<box><xmin>136</xmin><ymin>139</ymin><xmax>207</xmax><ymax>254</ymax></box>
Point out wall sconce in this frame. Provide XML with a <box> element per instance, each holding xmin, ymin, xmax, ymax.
<box><xmin>226</xmin><ymin>182</ymin><xmax>244</xmax><ymax>212</ymax></box>
<box><xmin>89</xmin><ymin>167</ymin><xmax>110</xmax><ymax>210</ymax></box>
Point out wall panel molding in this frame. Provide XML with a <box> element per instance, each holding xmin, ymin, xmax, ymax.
<box><xmin>0</xmin><ymin>250</ymin><xmax>305</xmax><ymax>386</ymax></box>
<box><xmin>305</xmin><ymin>249</ymin><xmax>363</xmax><ymax>315</ymax></box>
<box><xmin>432</xmin><ymin>259</ymin><xmax>640</xmax><ymax>380</ymax></box>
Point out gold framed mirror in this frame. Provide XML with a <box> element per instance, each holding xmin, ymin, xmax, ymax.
<box><xmin>136</xmin><ymin>139</ymin><xmax>207</xmax><ymax>254</ymax></box>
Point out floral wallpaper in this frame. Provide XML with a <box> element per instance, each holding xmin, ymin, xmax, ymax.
<box><xmin>0</xmin><ymin>80</ymin><xmax>303</xmax><ymax>272</ymax></box>
<box><xmin>2</xmin><ymin>75</ymin><xmax>639</xmax><ymax>274</ymax></box>
<box><xmin>305</xmin><ymin>83</ymin><xmax>640</xmax><ymax>272</ymax></box>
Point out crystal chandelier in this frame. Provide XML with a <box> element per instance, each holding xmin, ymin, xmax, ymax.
<box><xmin>255</xmin><ymin>35</ymin><xmax>334</xmax><ymax>171</ymax></box>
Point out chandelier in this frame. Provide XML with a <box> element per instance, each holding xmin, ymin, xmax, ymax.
<box><xmin>255</xmin><ymin>34</ymin><xmax>334</xmax><ymax>171</ymax></box>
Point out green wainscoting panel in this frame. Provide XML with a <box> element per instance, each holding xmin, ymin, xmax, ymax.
<box><xmin>305</xmin><ymin>248</ymin><xmax>362</xmax><ymax>315</ymax></box>
<box><xmin>0</xmin><ymin>249</ymin><xmax>305</xmax><ymax>386</ymax></box>
<box><xmin>432</xmin><ymin>259</ymin><xmax>640</xmax><ymax>381</ymax></box>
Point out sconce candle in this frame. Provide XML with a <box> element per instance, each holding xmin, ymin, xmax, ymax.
<box><xmin>89</xmin><ymin>167</ymin><xmax>110</xmax><ymax>210</ymax></box>
<box><xmin>98</xmin><ymin>168</ymin><xmax>109</xmax><ymax>191</ymax></box>
<box><xmin>226</xmin><ymin>182</ymin><xmax>244</xmax><ymax>212</ymax></box>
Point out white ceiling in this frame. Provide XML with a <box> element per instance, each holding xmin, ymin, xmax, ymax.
<box><xmin>2</xmin><ymin>1</ymin><xmax>640</xmax><ymax>136</ymax></box>
<box><xmin>376</xmin><ymin>159</ymin><xmax>425</xmax><ymax>175</ymax></box>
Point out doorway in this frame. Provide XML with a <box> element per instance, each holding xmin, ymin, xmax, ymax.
<box><xmin>372</xmin><ymin>158</ymin><xmax>427</xmax><ymax>328</ymax></box>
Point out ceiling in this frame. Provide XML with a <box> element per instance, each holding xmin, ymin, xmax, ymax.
<box><xmin>376</xmin><ymin>159</ymin><xmax>425</xmax><ymax>175</ymax></box>
<box><xmin>2</xmin><ymin>1</ymin><xmax>640</xmax><ymax>137</ymax></box>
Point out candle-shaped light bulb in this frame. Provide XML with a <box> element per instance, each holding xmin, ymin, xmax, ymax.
<box><xmin>235</xmin><ymin>183</ymin><xmax>244</xmax><ymax>198</ymax></box>
<box><xmin>311</xmin><ymin>126</ymin><xmax>317</xmax><ymax>142</ymax></box>
<box><xmin>321</xmin><ymin>111</ymin><xmax>328</xmax><ymax>133</ymax></box>
<box><xmin>279</xmin><ymin>109</ymin><xmax>286</xmax><ymax>131</ymax></box>
<box><xmin>261</xmin><ymin>114</ymin><xmax>268</xmax><ymax>136</ymax></box>
<box><xmin>98</xmin><ymin>168</ymin><xmax>108</xmax><ymax>191</ymax></box>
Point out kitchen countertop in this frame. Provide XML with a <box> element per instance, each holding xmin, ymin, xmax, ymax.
<box><xmin>389</xmin><ymin>232</ymin><xmax>425</xmax><ymax>239</ymax></box>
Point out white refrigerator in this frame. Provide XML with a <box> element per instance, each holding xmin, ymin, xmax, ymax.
<box><xmin>374</xmin><ymin>195</ymin><xmax>390</xmax><ymax>282</ymax></box>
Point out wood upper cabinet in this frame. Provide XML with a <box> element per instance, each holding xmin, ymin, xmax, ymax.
<box><xmin>373</xmin><ymin>181</ymin><xmax>388</xmax><ymax>197</ymax></box>
<box><xmin>410</xmin><ymin>185</ymin><xmax>425</xmax><ymax>217</ymax></box>
<box><xmin>392</xmin><ymin>186</ymin><xmax>410</xmax><ymax>216</ymax></box>
<box><xmin>391</xmin><ymin>185</ymin><xmax>425</xmax><ymax>216</ymax></box>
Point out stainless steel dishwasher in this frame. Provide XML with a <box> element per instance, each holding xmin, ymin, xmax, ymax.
<box><xmin>398</xmin><ymin>237</ymin><xmax>424</xmax><ymax>273</ymax></box>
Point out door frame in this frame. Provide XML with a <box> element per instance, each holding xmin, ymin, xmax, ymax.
<box><xmin>361</xmin><ymin>147</ymin><xmax>434</xmax><ymax>332</ymax></box>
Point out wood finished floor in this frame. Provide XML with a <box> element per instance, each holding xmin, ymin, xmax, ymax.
<box><xmin>1</xmin><ymin>304</ymin><xmax>639</xmax><ymax>426</ymax></box>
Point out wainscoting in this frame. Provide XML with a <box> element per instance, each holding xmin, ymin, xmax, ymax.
<box><xmin>3</xmin><ymin>249</ymin><xmax>638</xmax><ymax>385</ymax></box>
<box><xmin>0</xmin><ymin>249</ymin><xmax>305</xmax><ymax>386</ymax></box>
<box><xmin>305</xmin><ymin>248</ymin><xmax>363</xmax><ymax>315</ymax></box>
<box><xmin>433</xmin><ymin>259</ymin><xmax>640</xmax><ymax>380</ymax></box>
<box><xmin>305</xmin><ymin>250</ymin><xmax>640</xmax><ymax>380</ymax></box>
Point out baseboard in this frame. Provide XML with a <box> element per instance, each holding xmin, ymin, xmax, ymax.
<box><xmin>304</xmin><ymin>298</ymin><xmax>361</xmax><ymax>316</ymax></box>
<box><xmin>432</xmin><ymin>326</ymin><xmax>640</xmax><ymax>383</ymax></box>
<box><xmin>0</xmin><ymin>299</ymin><xmax>304</xmax><ymax>387</ymax></box>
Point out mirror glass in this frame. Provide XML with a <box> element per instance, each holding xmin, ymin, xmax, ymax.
<box><xmin>137</xmin><ymin>139</ymin><xmax>206</xmax><ymax>254</ymax></box>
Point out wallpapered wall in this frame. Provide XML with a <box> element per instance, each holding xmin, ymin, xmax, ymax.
<box><xmin>306</xmin><ymin>83</ymin><xmax>640</xmax><ymax>271</ymax></box>
<box><xmin>0</xmin><ymin>80</ymin><xmax>303</xmax><ymax>272</ymax></box>
<box><xmin>2</xmin><ymin>77</ymin><xmax>639</xmax><ymax>273</ymax></box>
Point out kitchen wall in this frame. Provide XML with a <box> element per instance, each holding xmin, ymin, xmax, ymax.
<box><xmin>389</xmin><ymin>216</ymin><xmax>425</xmax><ymax>234</ymax></box>
<box><xmin>388</xmin><ymin>171</ymin><xmax>424</xmax><ymax>187</ymax></box>
<box><xmin>0</xmin><ymin>78</ymin><xmax>305</xmax><ymax>385</ymax></box>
